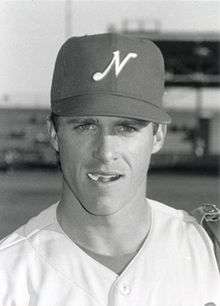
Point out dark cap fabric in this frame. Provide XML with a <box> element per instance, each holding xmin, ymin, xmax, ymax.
<box><xmin>51</xmin><ymin>33</ymin><xmax>171</xmax><ymax>124</ymax></box>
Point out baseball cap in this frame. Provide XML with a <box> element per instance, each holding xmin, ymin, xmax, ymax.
<box><xmin>51</xmin><ymin>33</ymin><xmax>171</xmax><ymax>124</ymax></box>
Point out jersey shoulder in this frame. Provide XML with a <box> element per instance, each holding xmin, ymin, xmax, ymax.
<box><xmin>0</xmin><ymin>203</ymin><xmax>58</xmax><ymax>252</ymax></box>
<box><xmin>148</xmin><ymin>198</ymin><xmax>216</xmax><ymax>256</ymax></box>
<box><xmin>147</xmin><ymin>198</ymin><xmax>196</xmax><ymax>223</ymax></box>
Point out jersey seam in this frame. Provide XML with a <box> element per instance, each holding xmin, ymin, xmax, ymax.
<box><xmin>25</xmin><ymin>237</ymin><xmax>105</xmax><ymax>306</ymax></box>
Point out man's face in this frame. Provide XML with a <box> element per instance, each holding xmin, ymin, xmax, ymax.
<box><xmin>50</xmin><ymin>115</ymin><xmax>165</xmax><ymax>216</ymax></box>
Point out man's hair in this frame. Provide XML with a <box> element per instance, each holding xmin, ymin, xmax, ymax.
<box><xmin>50</xmin><ymin>112</ymin><xmax>59</xmax><ymax>132</ymax></box>
<box><xmin>49</xmin><ymin>112</ymin><xmax>159</xmax><ymax>135</ymax></box>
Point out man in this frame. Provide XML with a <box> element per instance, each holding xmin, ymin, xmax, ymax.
<box><xmin>0</xmin><ymin>33</ymin><xmax>219</xmax><ymax>305</ymax></box>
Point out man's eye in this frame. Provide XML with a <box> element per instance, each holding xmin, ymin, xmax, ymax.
<box><xmin>116</xmin><ymin>125</ymin><xmax>137</xmax><ymax>134</ymax></box>
<box><xmin>74</xmin><ymin>123</ymin><xmax>97</xmax><ymax>131</ymax></box>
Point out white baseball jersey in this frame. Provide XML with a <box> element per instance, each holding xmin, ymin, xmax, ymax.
<box><xmin>0</xmin><ymin>200</ymin><xmax>219</xmax><ymax>306</ymax></box>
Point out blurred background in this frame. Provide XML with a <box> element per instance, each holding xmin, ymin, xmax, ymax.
<box><xmin>0</xmin><ymin>0</ymin><xmax>219</xmax><ymax>239</ymax></box>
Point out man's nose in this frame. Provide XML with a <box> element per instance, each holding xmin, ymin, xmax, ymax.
<box><xmin>92</xmin><ymin>133</ymin><xmax>118</xmax><ymax>163</ymax></box>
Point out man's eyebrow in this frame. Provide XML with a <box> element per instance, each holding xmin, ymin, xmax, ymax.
<box><xmin>65</xmin><ymin>118</ymin><xmax>99</xmax><ymax>124</ymax></box>
<box><xmin>64</xmin><ymin>117</ymin><xmax>150</xmax><ymax>126</ymax></box>
<box><xmin>116</xmin><ymin>118</ymin><xmax>150</xmax><ymax>126</ymax></box>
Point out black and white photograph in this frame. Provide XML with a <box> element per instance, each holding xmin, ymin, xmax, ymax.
<box><xmin>0</xmin><ymin>1</ymin><xmax>219</xmax><ymax>305</ymax></box>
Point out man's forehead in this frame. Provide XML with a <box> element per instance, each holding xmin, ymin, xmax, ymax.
<box><xmin>61</xmin><ymin>116</ymin><xmax>150</xmax><ymax>125</ymax></box>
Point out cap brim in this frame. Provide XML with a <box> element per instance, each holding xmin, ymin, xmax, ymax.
<box><xmin>52</xmin><ymin>93</ymin><xmax>171</xmax><ymax>124</ymax></box>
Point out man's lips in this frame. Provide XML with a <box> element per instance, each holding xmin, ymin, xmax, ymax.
<box><xmin>87</xmin><ymin>172</ymin><xmax>123</xmax><ymax>183</ymax></box>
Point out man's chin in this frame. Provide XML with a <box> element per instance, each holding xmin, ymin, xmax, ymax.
<box><xmin>80</xmin><ymin>197</ymin><xmax>126</xmax><ymax>217</ymax></box>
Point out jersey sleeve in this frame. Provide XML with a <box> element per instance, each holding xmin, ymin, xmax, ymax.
<box><xmin>191</xmin><ymin>204</ymin><xmax>220</xmax><ymax>271</ymax></box>
<box><xmin>0</xmin><ymin>233</ymin><xmax>33</xmax><ymax>306</ymax></box>
<box><xmin>180</xmin><ymin>215</ymin><xmax>220</xmax><ymax>298</ymax></box>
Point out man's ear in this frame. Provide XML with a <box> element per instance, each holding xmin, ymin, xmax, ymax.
<box><xmin>47</xmin><ymin>117</ymin><xmax>59</xmax><ymax>152</ymax></box>
<box><xmin>152</xmin><ymin>124</ymin><xmax>167</xmax><ymax>154</ymax></box>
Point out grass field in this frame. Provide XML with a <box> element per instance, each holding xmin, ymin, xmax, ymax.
<box><xmin>0</xmin><ymin>169</ymin><xmax>219</xmax><ymax>239</ymax></box>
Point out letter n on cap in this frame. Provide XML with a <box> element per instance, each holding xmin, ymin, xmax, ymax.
<box><xmin>93</xmin><ymin>50</ymin><xmax>138</xmax><ymax>81</ymax></box>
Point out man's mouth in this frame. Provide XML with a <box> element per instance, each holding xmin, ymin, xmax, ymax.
<box><xmin>87</xmin><ymin>172</ymin><xmax>122</xmax><ymax>183</ymax></box>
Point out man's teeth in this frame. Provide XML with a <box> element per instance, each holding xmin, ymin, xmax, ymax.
<box><xmin>88</xmin><ymin>173</ymin><xmax>120</xmax><ymax>182</ymax></box>
<box><xmin>88</xmin><ymin>173</ymin><xmax>99</xmax><ymax>181</ymax></box>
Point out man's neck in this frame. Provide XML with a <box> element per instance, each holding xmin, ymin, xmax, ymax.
<box><xmin>57</xmin><ymin>180</ymin><xmax>151</xmax><ymax>257</ymax></box>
